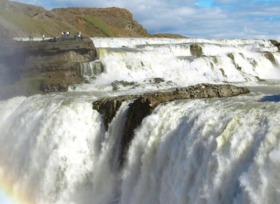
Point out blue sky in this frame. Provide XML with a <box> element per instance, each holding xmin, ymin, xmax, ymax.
<box><xmin>13</xmin><ymin>0</ymin><xmax>280</xmax><ymax>39</ymax></box>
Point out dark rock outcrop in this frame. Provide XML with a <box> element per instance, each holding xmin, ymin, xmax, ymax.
<box><xmin>92</xmin><ymin>83</ymin><xmax>250</xmax><ymax>167</ymax></box>
<box><xmin>111</xmin><ymin>80</ymin><xmax>137</xmax><ymax>91</ymax></box>
<box><xmin>0</xmin><ymin>38</ymin><xmax>98</xmax><ymax>98</ymax></box>
<box><xmin>264</xmin><ymin>52</ymin><xmax>277</xmax><ymax>65</ymax></box>
<box><xmin>270</xmin><ymin>40</ymin><xmax>280</xmax><ymax>52</ymax></box>
<box><xmin>190</xmin><ymin>44</ymin><xmax>203</xmax><ymax>57</ymax></box>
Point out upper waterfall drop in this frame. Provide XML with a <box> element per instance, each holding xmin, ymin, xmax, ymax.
<box><xmin>69</xmin><ymin>37</ymin><xmax>280</xmax><ymax>93</ymax></box>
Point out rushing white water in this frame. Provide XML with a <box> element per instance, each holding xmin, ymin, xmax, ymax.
<box><xmin>71</xmin><ymin>37</ymin><xmax>280</xmax><ymax>93</ymax></box>
<box><xmin>80</xmin><ymin>60</ymin><xmax>104</xmax><ymax>79</ymax></box>
<box><xmin>1</xmin><ymin>89</ymin><xmax>280</xmax><ymax>204</ymax></box>
<box><xmin>1</xmin><ymin>38</ymin><xmax>280</xmax><ymax>204</ymax></box>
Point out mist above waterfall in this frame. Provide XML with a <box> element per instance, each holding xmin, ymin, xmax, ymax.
<box><xmin>0</xmin><ymin>35</ymin><xmax>26</xmax><ymax>99</ymax></box>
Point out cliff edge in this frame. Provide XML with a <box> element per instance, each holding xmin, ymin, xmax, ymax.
<box><xmin>0</xmin><ymin>37</ymin><xmax>98</xmax><ymax>98</ymax></box>
<box><xmin>92</xmin><ymin>84</ymin><xmax>250</xmax><ymax>167</ymax></box>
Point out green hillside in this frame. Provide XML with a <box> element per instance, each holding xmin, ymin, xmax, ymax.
<box><xmin>0</xmin><ymin>0</ymin><xmax>149</xmax><ymax>38</ymax></box>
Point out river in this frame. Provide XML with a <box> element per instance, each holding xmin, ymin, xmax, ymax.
<box><xmin>0</xmin><ymin>37</ymin><xmax>280</xmax><ymax>204</ymax></box>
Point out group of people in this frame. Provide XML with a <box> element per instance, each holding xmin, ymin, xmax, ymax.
<box><xmin>61</xmin><ymin>31</ymin><xmax>70</xmax><ymax>39</ymax></box>
<box><xmin>60</xmin><ymin>31</ymin><xmax>83</xmax><ymax>40</ymax></box>
<box><xmin>26</xmin><ymin>30</ymin><xmax>84</xmax><ymax>42</ymax></box>
<box><xmin>36</xmin><ymin>31</ymin><xmax>84</xmax><ymax>42</ymax></box>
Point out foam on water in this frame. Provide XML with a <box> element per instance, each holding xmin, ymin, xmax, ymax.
<box><xmin>71</xmin><ymin>38</ymin><xmax>280</xmax><ymax>92</ymax></box>
<box><xmin>120</xmin><ymin>95</ymin><xmax>280</xmax><ymax>204</ymax></box>
<box><xmin>1</xmin><ymin>90</ymin><xmax>280</xmax><ymax>203</ymax></box>
<box><xmin>1</xmin><ymin>38</ymin><xmax>280</xmax><ymax>203</ymax></box>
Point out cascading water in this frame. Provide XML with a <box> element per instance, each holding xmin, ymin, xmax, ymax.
<box><xmin>71</xmin><ymin>37</ymin><xmax>280</xmax><ymax>93</ymax></box>
<box><xmin>80</xmin><ymin>60</ymin><xmax>104</xmax><ymax>80</ymax></box>
<box><xmin>1</xmin><ymin>38</ymin><xmax>280</xmax><ymax>204</ymax></box>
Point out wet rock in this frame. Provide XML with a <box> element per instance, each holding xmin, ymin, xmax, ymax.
<box><xmin>270</xmin><ymin>40</ymin><xmax>280</xmax><ymax>52</ymax></box>
<box><xmin>0</xmin><ymin>38</ymin><xmax>98</xmax><ymax>98</ymax></box>
<box><xmin>40</xmin><ymin>71</ymin><xmax>84</xmax><ymax>92</ymax></box>
<box><xmin>190</xmin><ymin>44</ymin><xmax>203</xmax><ymax>57</ymax></box>
<box><xmin>144</xmin><ymin>77</ymin><xmax>165</xmax><ymax>84</ymax></box>
<box><xmin>22</xmin><ymin>38</ymin><xmax>97</xmax><ymax>73</ymax></box>
<box><xmin>92</xmin><ymin>83</ymin><xmax>250</xmax><ymax>167</ymax></box>
<box><xmin>80</xmin><ymin>60</ymin><xmax>104</xmax><ymax>78</ymax></box>
<box><xmin>264</xmin><ymin>52</ymin><xmax>277</xmax><ymax>66</ymax></box>
<box><xmin>111</xmin><ymin>80</ymin><xmax>137</xmax><ymax>90</ymax></box>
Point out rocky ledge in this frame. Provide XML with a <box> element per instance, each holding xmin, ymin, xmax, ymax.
<box><xmin>92</xmin><ymin>83</ymin><xmax>249</xmax><ymax>167</ymax></box>
<box><xmin>270</xmin><ymin>40</ymin><xmax>280</xmax><ymax>52</ymax></box>
<box><xmin>0</xmin><ymin>38</ymin><xmax>98</xmax><ymax>98</ymax></box>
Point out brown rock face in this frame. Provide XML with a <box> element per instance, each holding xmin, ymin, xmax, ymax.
<box><xmin>92</xmin><ymin>84</ymin><xmax>250</xmax><ymax>167</ymax></box>
<box><xmin>0</xmin><ymin>38</ymin><xmax>98</xmax><ymax>98</ymax></box>
<box><xmin>270</xmin><ymin>40</ymin><xmax>280</xmax><ymax>52</ymax></box>
<box><xmin>190</xmin><ymin>44</ymin><xmax>203</xmax><ymax>57</ymax></box>
<box><xmin>22</xmin><ymin>38</ymin><xmax>97</xmax><ymax>71</ymax></box>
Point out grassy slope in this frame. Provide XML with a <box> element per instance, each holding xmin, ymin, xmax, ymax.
<box><xmin>0</xmin><ymin>1</ymin><xmax>150</xmax><ymax>38</ymax></box>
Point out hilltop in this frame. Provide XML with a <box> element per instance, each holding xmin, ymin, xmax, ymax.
<box><xmin>0</xmin><ymin>0</ymin><xmax>185</xmax><ymax>38</ymax></box>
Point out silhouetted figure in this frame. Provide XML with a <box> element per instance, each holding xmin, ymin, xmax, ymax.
<box><xmin>76</xmin><ymin>32</ymin><xmax>82</xmax><ymax>40</ymax></box>
<box><xmin>61</xmin><ymin>31</ymin><xmax>67</xmax><ymax>40</ymax></box>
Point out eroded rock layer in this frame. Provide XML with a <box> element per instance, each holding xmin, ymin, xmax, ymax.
<box><xmin>0</xmin><ymin>38</ymin><xmax>97</xmax><ymax>98</ymax></box>
<box><xmin>92</xmin><ymin>83</ymin><xmax>250</xmax><ymax>167</ymax></box>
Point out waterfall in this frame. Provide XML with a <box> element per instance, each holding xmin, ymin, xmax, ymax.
<box><xmin>120</xmin><ymin>97</ymin><xmax>280</xmax><ymax>204</ymax></box>
<box><xmin>70</xmin><ymin>38</ymin><xmax>280</xmax><ymax>92</ymax></box>
<box><xmin>1</xmin><ymin>92</ymin><xmax>280</xmax><ymax>203</ymax></box>
<box><xmin>1</xmin><ymin>38</ymin><xmax>280</xmax><ymax>204</ymax></box>
<box><xmin>80</xmin><ymin>60</ymin><xmax>104</xmax><ymax>79</ymax></box>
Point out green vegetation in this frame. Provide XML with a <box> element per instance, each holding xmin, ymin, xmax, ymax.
<box><xmin>3</xmin><ymin>11</ymin><xmax>44</xmax><ymax>34</ymax></box>
<box><xmin>0</xmin><ymin>1</ymin><xmax>150</xmax><ymax>38</ymax></box>
<box><xmin>81</xmin><ymin>15</ymin><xmax>114</xmax><ymax>37</ymax></box>
<box><xmin>0</xmin><ymin>9</ymin><xmax>69</xmax><ymax>37</ymax></box>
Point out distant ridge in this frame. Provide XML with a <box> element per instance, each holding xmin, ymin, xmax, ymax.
<box><xmin>0</xmin><ymin>0</ymin><xmax>186</xmax><ymax>39</ymax></box>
